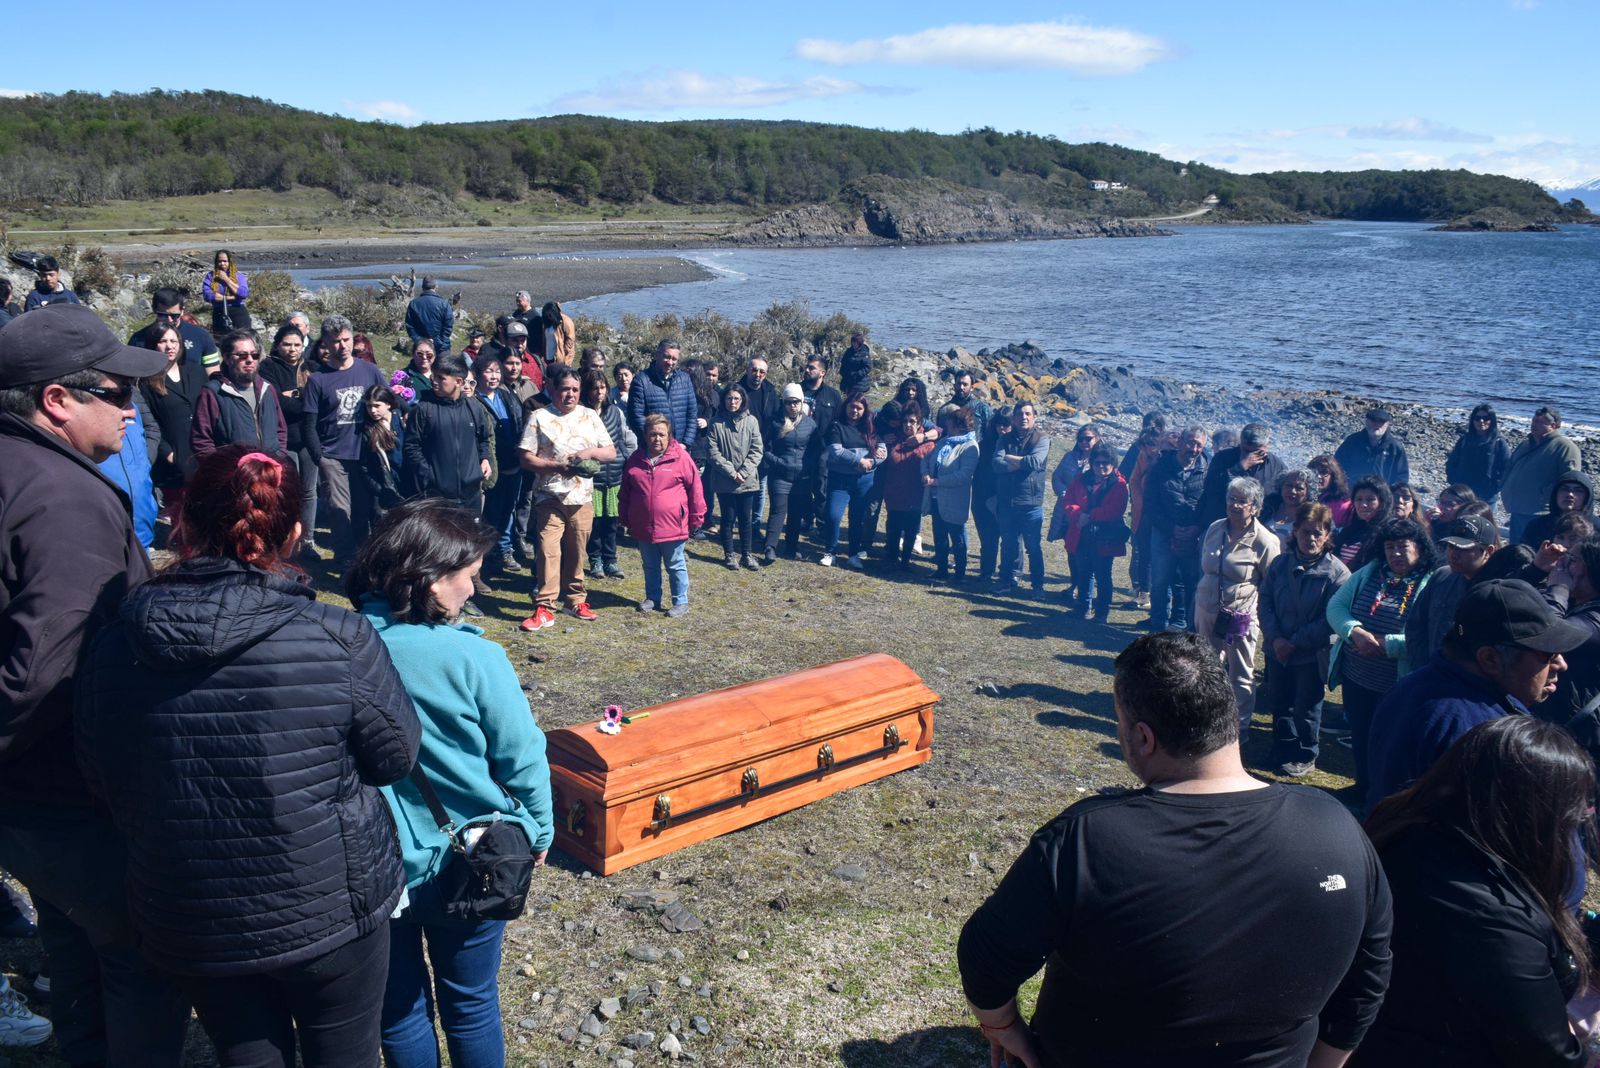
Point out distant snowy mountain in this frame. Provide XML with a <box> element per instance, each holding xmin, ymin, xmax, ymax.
<box><xmin>1546</xmin><ymin>175</ymin><xmax>1600</xmax><ymax>204</ymax></box>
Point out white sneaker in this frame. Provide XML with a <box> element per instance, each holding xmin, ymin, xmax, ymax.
<box><xmin>911</xmin><ymin>535</ymin><xmax>929</xmax><ymax>557</ymax></box>
<box><xmin>0</xmin><ymin>978</ymin><xmax>52</xmax><ymax>1048</ymax></box>
<box><xmin>819</xmin><ymin>553</ymin><xmax>835</xmax><ymax>567</ymax></box>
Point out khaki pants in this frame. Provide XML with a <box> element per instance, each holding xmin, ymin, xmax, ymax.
<box><xmin>534</xmin><ymin>498</ymin><xmax>593</xmax><ymax>610</ymax></box>
<box><xmin>1200</xmin><ymin>616</ymin><xmax>1261</xmax><ymax>730</ymax></box>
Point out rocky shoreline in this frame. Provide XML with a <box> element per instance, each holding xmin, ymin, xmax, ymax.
<box><xmin>873</xmin><ymin>341</ymin><xmax>1598</xmax><ymax>494</ymax></box>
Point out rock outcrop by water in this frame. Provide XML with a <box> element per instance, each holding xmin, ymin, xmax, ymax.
<box><xmin>1430</xmin><ymin>208</ymin><xmax>1558</xmax><ymax>233</ymax></box>
<box><xmin>728</xmin><ymin>175</ymin><xmax>1174</xmax><ymax>247</ymax></box>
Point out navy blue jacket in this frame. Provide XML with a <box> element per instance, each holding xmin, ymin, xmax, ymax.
<box><xmin>1335</xmin><ymin>430</ymin><xmax>1411</xmax><ymax>489</ymax></box>
<box><xmin>74</xmin><ymin>558</ymin><xmax>421</xmax><ymax>976</ymax></box>
<box><xmin>404</xmin><ymin>391</ymin><xmax>489</xmax><ymax>503</ymax></box>
<box><xmin>1367</xmin><ymin>655</ymin><xmax>1524</xmax><ymax>804</ymax></box>
<box><xmin>404</xmin><ymin>291</ymin><xmax>455</xmax><ymax>353</ymax></box>
<box><xmin>129</xmin><ymin>320</ymin><xmax>218</xmax><ymax>368</ymax></box>
<box><xmin>1146</xmin><ymin>451</ymin><xmax>1209</xmax><ymax>533</ymax></box>
<box><xmin>628</xmin><ymin>366</ymin><xmax>699</xmax><ymax>449</ymax></box>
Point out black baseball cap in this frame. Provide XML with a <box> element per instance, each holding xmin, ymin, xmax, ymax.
<box><xmin>1441</xmin><ymin>515</ymin><xmax>1498</xmax><ymax>550</ymax></box>
<box><xmin>469</xmin><ymin>328</ymin><xmax>487</xmax><ymax>339</ymax></box>
<box><xmin>0</xmin><ymin>304</ymin><xmax>168</xmax><ymax>388</ymax></box>
<box><xmin>1452</xmin><ymin>579</ymin><xmax>1586</xmax><ymax>654</ymax></box>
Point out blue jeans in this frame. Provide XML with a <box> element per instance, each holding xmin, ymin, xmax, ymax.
<box><xmin>1147</xmin><ymin>532</ymin><xmax>1200</xmax><ymax>630</ymax></box>
<box><xmin>0</xmin><ymin>802</ymin><xmax>190</xmax><ymax>1067</ymax></box>
<box><xmin>826</xmin><ymin>471</ymin><xmax>875</xmax><ymax>556</ymax></box>
<box><xmin>482</xmin><ymin>470</ymin><xmax>521</xmax><ymax>559</ymax></box>
<box><xmin>997</xmin><ymin>503</ymin><xmax>1045</xmax><ymax>590</ymax></box>
<box><xmin>638</xmin><ymin>539</ymin><xmax>689</xmax><ymax>606</ymax></box>
<box><xmin>382</xmin><ymin>877</ymin><xmax>506</xmax><ymax>1068</ymax></box>
<box><xmin>1070</xmin><ymin>552</ymin><xmax>1114</xmax><ymax>613</ymax></box>
<box><xmin>932</xmin><ymin>515</ymin><xmax>968</xmax><ymax>577</ymax></box>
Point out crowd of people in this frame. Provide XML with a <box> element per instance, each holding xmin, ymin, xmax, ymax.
<box><xmin>1</xmin><ymin>261</ymin><xmax>1598</xmax><ymax>1068</ymax></box>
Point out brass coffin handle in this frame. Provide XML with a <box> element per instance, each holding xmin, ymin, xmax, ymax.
<box><xmin>566</xmin><ymin>800</ymin><xmax>587</xmax><ymax>838</ymax></box>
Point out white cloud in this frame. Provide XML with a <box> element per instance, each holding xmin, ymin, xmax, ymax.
<box><xmin>794</xmin><ymin>19</ymin><xmax>1170</xmax><ymax>75</ymax></box>
<box><xmin>1346</xmin><ymin>118</ymin><xmax>1493</xmax><ymax>144</ymax></box>
<box><xmin>343</xmin><ymin>100</ymin><xmax>421</xmax><ymax>124</ymax></box>
<box><xmin>552</xmin><ymin>70</ymin><xmax>869</xmax><ymax>112</ymax></box>
<box><xmin>0</xmin><ymin>89</ymin><xmax>37</xmax><ymax>98</ymax></box>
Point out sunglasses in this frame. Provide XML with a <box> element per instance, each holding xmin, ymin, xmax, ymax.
<box><xmin>154</xmin><ymin>311</ymin><xmax>182</xmax><ymax>321</ymax></box>
<box><xmin>75</xmin><ymin>383</ymin><xmax>135</xmax><ymax>408</ymax></box>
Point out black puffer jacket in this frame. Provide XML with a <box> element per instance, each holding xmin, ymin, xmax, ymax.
<box><xmin>74</xmin><ymin>558</ymin><xmax>421</xmax><ymax>977</ymax></box>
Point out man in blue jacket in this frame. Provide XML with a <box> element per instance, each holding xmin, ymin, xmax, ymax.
<box><xmin>128</xmin><ymin>287</ymin><xmax>219</xmax><ymax>374</ymax></box>
<box><xmin>404</xmin><ymin>277</ymin><xmax>455</xmax><ymax>356</ymax></box>
<box><xmin>1368</xmin><ymin>579</ymin><xmax>1584</xmax><ymax>806</ymax></box>
<box><xmin>1334</xmin><ymin>408</ymin><xmax>1411</xmax><ymax>488</ymax></box>
<box><xmin>627</xmin><ymin>339</ymin><xmax>697</xmax><ymax>448</ymax></box>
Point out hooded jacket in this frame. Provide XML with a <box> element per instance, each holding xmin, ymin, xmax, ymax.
<box><xmin>618</xmin><ymin>441</ymin><xmax>706</xmax><ymax>544</ymax></box>
<box><xmin>1519</xmin><ymin>470</ymin><xmax>1593</xmax><ymax>549</ymax></box>
<box><xmin>1444</xmin><ymin>418</ymin><xmax>1511</xmax><ymax>502</ymax></box>
<box><xmin>73</xmin><ymin>558</ymin><xmax>421</xmax><ymax>976</ymax></box>
<box><xmin>704</xmin><ymin>409</ymin><xmax>764</xmax><ymax>495</ymax></box>
<box><xmin>1501</xmin><ymin>430</ymin><xmax>1584</xmax><ymax>516</ymax></box>
<box><xmin>404</xmin><ymin>389</ymin><xmax>490</xmax><ymax>503</ymax></box>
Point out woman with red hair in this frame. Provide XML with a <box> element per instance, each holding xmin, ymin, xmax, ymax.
<box><xmin>75</xmin><ymin>444</ymin><xmax>421</xmax><ymax>1067</ymax></box>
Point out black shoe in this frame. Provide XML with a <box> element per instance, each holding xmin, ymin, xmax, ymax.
<box><xmin>762</xmin><ymin>548</ymin><xmax>777</xmax><ymax>565</ymax></box>
<box><xmin>724</xmin><ymin>555</ymin><xmax>739</xmax><ymax>570</ymax></box>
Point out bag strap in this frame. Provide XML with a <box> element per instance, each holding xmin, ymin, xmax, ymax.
<box><xmin>409</xmin><ymin>766</ymin><xmax>456</xmax><ymax>837</ymax></box>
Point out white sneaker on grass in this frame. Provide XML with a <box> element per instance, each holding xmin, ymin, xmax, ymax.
<box><xmin>819</xmin><ymin>553</ymin><xmax>835</xmax><ymax>567</ymax></box>
<box><xmin>0</xmin><ymin>977</ymin><xmax>52</xmax><ymax>1048</ymax></box>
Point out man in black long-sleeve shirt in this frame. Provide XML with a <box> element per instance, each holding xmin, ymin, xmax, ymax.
<box><xmin>958</xmin><ymin>633</ymin><xmax>1392</xmax><ymax>1068</ymax></box>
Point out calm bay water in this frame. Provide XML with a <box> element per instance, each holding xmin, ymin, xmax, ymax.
<box><xmin>565</xmin><ymin>222</ymin><xmax>1600</xmax><ymax>428</ymax></box>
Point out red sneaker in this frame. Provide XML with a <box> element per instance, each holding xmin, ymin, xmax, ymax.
<box><xmin>518</xmin><ymin>606</ymin><xmax>556</xmax><ymax>632</ymax></box>
<box><xmin>566</xmin><ymin>602</ymin><xmax>598</xmax><ymax>621</ymax></box>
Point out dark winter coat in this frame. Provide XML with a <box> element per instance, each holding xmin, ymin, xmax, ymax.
<box><xmin>1260</xmin><ymin>548</ymin><xmax>1351</xmax><ymax>668</ymax></box>
<box><xmin>1352</xmin><ymin>822</ymin><xmax>1585</xmax><ymax>1068</ymax></box>
<box><xmin>1198</xmin><ymin>447</ymin><xmax>1286</xmax><ymax>528</ymax></box>
<box><xmin>1445</xmin><ymin>429</ymin><xmax>1511</xmax><ymax>503</ymax></box>
<box><xmin>74</xmin><ymin>558</ymin><xmax>421</xmax><ymax>976</ymax></box>
<box><xmin>0</xmin><ymin>413</ymin><xmax>151</xmax><ymax>808</ymax></box>
<box><xmin>593</xmin><ymin>402</ymin><xmax>637</xmax><ymax>490</ymax></box>
<box><xmin>473</xmin><ymin>385</ymin><xmax>527</xmax><ymax>483</ymax></box>
<box><xmin>992</xmin><ymin>429</ymin><xmax>1050</xmax><ymax>510</ymax></box>
<box><xmin>627</xmin><ymin>365</ymin><xmax>699</xmax><ymax>448</ymax></box>
<box><xmin>1335</xmin><ymin>430</ymin><xmax>1411</xmax><ymax>489</ymax></box>
<box><xmin>191</xmin><ymin>377</ymin><xmax>288</xmax><ymax>456</ymax></box>
<box><xmin>140</xmin><ymin>358</ymin><xmax>210</xmax><ymax>486</ymax></box>
<box><xmin>1145</xmin><ymin>451</ymin><xmax>1209</xmax><ymax>534</ymax></box>
<box><xmin>257</xmin><ymin>355</ymin><xmax>311</xmax><ymax>453</ymax></box>
<box><xmin>839</xmin><ymin>345</ymin><xmax>872</xmax><ymax>396</ymax></box>
<box><xmin>404</xmin><ymin>291</ymin><xmax>455</xmax><ymax>353</ymax></box>
<box><xmin>762</xmin><ymin>413</ymin><xmax>818</xmax><ymax>492</ymax></box>
<box><xmin>801</xmin><ymin>382</ymin><xmax>843</xmax><ymax>445</ymax></box>
<box><xmin>404</xmin><ymin>391</ymin><xmax>489</xmax><ymax>504</ymax></box>
<box><xmin>704</xmin><ymin>410</ymin><xmax>764</xmax><ymax>496</ymax></box>
<box><xmin>1520</xmin><ymin>470</ymin><xmax>1594</xmax><ymax>549</ymax></box>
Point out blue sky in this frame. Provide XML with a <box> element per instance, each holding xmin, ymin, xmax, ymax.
<box><xmin>8</xmin><ymin>1</ymin><xmax>1595</xmax><ymax>189</ymax></box>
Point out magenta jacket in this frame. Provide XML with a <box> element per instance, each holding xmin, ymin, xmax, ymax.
<box><xmin>618</xmin><ymin>441</ymin><xmax>707</xmax><ymax>544</ymax></box>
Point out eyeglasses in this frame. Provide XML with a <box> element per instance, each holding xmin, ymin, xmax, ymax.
<box><xmin>74</xmin><ymin>383</ymin><xmax>135</xmax><ymax>408</ymax></box>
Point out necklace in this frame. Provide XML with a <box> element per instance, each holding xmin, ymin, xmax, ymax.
<box><xmin>1369</xmin><ymin>570</ymin><xmax>1421</xmax><ymax>618</ymax></box>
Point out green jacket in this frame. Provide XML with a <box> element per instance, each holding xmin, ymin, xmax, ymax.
<box><xmin>361</xmin><ymin>599</ymin><xmax>554</xmax><ymax>887</ymax></box>
<box><xmin>1500</xmin><ymin>431</ymin><xmax>1582</xmax><ymax>516</ymax></box>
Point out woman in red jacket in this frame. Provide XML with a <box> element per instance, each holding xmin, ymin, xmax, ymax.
<box><xmin>618</xmin><ymin>413</ymin><xmax>706</xmax><ymax>618</ymax></box>
<box><xmin>1059</xmin><ymin>444</ymin><xmax>1130</xmax><ymax>620</ymax></box>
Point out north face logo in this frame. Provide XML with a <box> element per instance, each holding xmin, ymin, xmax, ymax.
<box><xmin>1320</xmin><ymin>874</ymin><xmax>1347</xmax><ymax>892</ymax></box>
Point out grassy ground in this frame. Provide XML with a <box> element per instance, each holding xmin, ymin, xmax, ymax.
<box><xmin>0</xmin><ymin>430</ymin><xmax>1358</xmax><ymax>1067</ymax></box>
<box><xmin>3</xmin><ymin>187</ymin><xmax>756</xmax><ymax>245</ymax></box>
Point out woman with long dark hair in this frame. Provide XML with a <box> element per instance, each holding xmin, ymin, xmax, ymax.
<box><xmin>705</xmin><ymin>382</ymin><xmax>765</xmax><ymax>571</ymax></box>
<box><xmin>139</xmin><ymin>322</ymin><xmax>208</xmax><ymax>522</ymax></box>
<box><xmin>1334</xmin><ymin>476</ymin><xmax>1393</xmax><ymax>569</ymax></box>
<box><xmin>1444</xmin><ymin>402</ymin><xmax>1512</xmax><ymax>506</ymax></box>
<box><xmin>822</xmin><ymin>392</ymin><xmax>880</xmax><ymax>570</ymax></box>
<box><xmin>1327</xmin><ymin>515</ymin><xmax>1437</xmax><ymax>809</ymax></box>
<box><xmin>201</xmin><ymin>248</ymin><xmax>250</xmax><ymax>334</ymax></box>
<box><xmin>581</xmin><ymin>368</ymin><xmax>636</xmax><ymax>578</ymax></box>
<box><xmin>1310</xmin><ymin>453</ymin><xmax>1352</xmax><ymax>529</ymax></box>
<box><xmin>348</xmin><ymin>500</ymin><xmax>553</xmax><ymax>1068</ymax></box>
<box><xmin>258</xmin><ymin>322</ymin><xmax>320</xmax><ymax>557</ymax></box>
<box><xmin>1355</xmin><ymin>716</ymin><xmax>1595</xmax><ymax>1066</ymax></box>
<box><xmin>75</xmin><ymin>446</ymin><xmax>420</xmax><ymax>1066</ymax></box>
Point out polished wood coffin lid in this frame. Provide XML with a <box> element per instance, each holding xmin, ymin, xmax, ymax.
<box><xmin>546</xmin><ymin>653</ymin><xmax>937</xmax><ymax>803</ymax></box>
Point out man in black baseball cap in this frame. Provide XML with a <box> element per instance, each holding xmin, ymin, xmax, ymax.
<box><xmin>1369</xmin><ymin>578</ymin><xmax>1586</xmax><ymax>804</ymax></box>
<box><xmin>1402</xmin><ymin>513</ymin><xmax>1502</xmax><ymax>666</ymax></box>
<box><xmin>0</xmin><ymin>303</ymin><xmax>189</xmax><ymax>1064</ymax></box>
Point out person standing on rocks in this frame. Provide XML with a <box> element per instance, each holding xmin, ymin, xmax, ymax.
<box><xmin>958</xmin><ymin>632</ymin><xmax>1392</xmax><ymax>1068</ymax></box>
<box><xmin>1145</xmin><ymin>427</ymin><xmax>1209</xmax><ymax>632</ymax></box>
<box><xmin>839</xmin><ymin>332</ymin><xmax>872</xmax><ymax>396</ymax></box>
<box><xmin>1197</xmin><ymin>423</ymin><xmax>1285</xmax><ymax>530</ymax></box>
<box><xmin>1501</xmin><ymin>406</ymin><xmax>1584</xmax><ymax>545</ymax></box>
<box><xmin>1335</xmin><ymin>408</ymin><xmax>1410</xmax><ymax>488</ymax></box>
<box><xmin>1444</xmin><ymin>403</ymin><xmax>1511</xmax><ymax>507</ymax></box>
<box><xmin>404</xmin><ymin>277</ymin><xmax>455</xmax><ymax>357</ymax></box>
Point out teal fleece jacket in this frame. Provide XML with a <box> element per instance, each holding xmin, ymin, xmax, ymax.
<box><xmin>361</xmin><ymin>598</ymin><xmax>554</xmax><ymax>887</ymax></box>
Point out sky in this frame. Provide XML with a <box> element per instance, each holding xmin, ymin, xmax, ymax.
<box><xmin>7</xmin><ymin>0</ymin><xmax>1596</xmax><ymax>190</ymax></box>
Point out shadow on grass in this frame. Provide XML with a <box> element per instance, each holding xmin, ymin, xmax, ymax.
<box><xmin>839</xmin><ymin>1025</ymin><xmax>989</xmax><ymax>1068</ymax></box>
<box><xmin>1039</xmin><ymin>703</ymin><xmax>1117</xmax><ymax>736</ymax></box>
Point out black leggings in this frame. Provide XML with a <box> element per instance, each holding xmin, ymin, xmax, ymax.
<box><xmin>719</xmin><ymin>492</ymin><xmax>756</xmax><ymax>558</ymax></box>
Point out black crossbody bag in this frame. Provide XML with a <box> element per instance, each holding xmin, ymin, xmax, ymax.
<box><xmin>409</xmin><ymin>767</ymin><xmax>536</xmax><ymax>921</ymax></box>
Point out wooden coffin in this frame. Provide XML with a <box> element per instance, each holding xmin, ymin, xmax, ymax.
<box><xmin>547</xmin><ymin>653</ymin><xmax>937</xmax><ymax>875</ymax></box>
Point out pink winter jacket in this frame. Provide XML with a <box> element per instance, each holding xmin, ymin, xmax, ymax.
<box><xmin>618</xmin><ymin>441</ymin><xmax>707</xmax><ymax>544</ymax></box>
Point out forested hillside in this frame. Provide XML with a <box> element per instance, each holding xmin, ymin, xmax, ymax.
<box><xmin>0</xmin><ymin>90</ymin><xmax>1562</xmax><ymax>222</ymax></box>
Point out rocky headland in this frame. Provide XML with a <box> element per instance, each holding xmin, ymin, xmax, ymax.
<box><xmin>1430</xmin><ymin>207</ymin><xmax>1559</xmax><ymax>232</ymax></box>
<box><xmin>727</xmin><ymin>175</ymin><xmax>1174</xmax><ymax>248</ymax></box>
